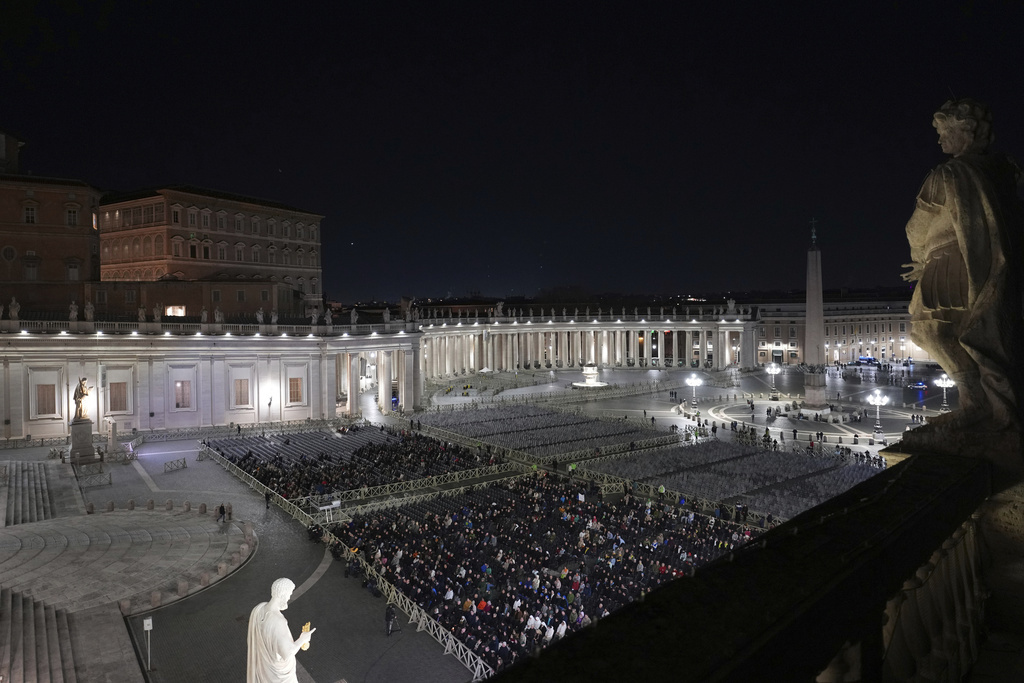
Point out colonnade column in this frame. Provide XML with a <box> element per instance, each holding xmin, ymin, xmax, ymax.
<box><xmin>378</xmin><ymin>350</ymin><xmax>392</xmax><ymax>412</ymax></box>
<box><xmin>399</xmin><ymin>350</ymin><xmax>415</xmax><ymax>412</ymax></box>
<box><xmin>672</xmin><ymin>331</ymin><xmax>679</xmax><ymax>367</ymax></box>
<box><xmin>347</xmin><ymin>353</ymin><xmax>360</xmax><ymax>418</ymax></box>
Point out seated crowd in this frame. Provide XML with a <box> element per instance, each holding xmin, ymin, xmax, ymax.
<box><xmin>211</xmin><ymin>429</ymin><xmax>502</xmax><ymax>500</ymax></box>
<box><xmin>332</xmin><ymin>473</ymin><xmax>760</xmax><ymax>672</ymax></box>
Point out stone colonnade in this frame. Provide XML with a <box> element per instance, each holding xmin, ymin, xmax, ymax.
<box><xmin>419</xmin><ymin>323</ymin><xmax>751</xmax><ymax>379</ymax></box>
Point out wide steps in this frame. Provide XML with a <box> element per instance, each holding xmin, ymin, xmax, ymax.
<box><xmin>0</xmin><ymin>588</ymin><xmax>77</xmax><ymax>683</ymax></box>
<box><xmin>4</xmin><ymin>462</ymin><xmax>77</xmax><ymax>527</ymax></box>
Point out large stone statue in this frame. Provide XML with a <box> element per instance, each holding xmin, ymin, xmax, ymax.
<box><xmin>324</xmin><ymin>307</ymin><xmax>332</xmax><ymax>325</ymax></box>
<box><xmin>382</xmin><ymin>308</ymin><xmax>390</xmax><ymax>323</ymax></box>
<box><xmin>73</xmin><ymin>377</ymin><xmax>90</xmax><ymax>421</ymax></box>
<box><xmin>69</xmin><ymin>301</ymin><xmax>78</xmax><ymax>322</ymax></box>
<box><xmin>138</xmin><ymin>305</ymin><xmax>147</xmax><ymax>322</ymax></box>
<box><xmin>350</xmin><ymin>308</ymin><xmax>358</xmax><ymax>325</ymax></box>
<box><xmin>247</xmin><ymin>578</ymin><xmax>315</xmax><ymax>683</ymax></box>
<box><xmin>84</xmin><ymin>300</ymin><xmax>94</xmax><ymax>321</ymax></box>
<box><xmin>902</xmin><ymin>99</ymin><xmax>1023</xmax><ymax>434</ymax></box>
<box><xmin>201</xmin><ymin>306</ymin><xmax>208</xmax><ymax>323</ymax></box>
<box><xmin>256</xmin><ymin>307</ymin><xmax>264</xmax><ymax>324</ymax></box>
<box><xmin>9</xmin><ymin>297</ymin><xmax>19</xmax><ymax>320</ymax></box>
<box><xmin>214</xmin><ymin>306</ymin><xmax>224</xmax><ymax>323</ymax></box>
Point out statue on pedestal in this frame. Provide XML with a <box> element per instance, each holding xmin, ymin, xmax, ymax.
<box><xmin>271</xmin><ymin>310</ymin><xmax>278</xmax><ymax>324</ymax></box>
<box><xmin>9</xmin><ymin>297</ymin><xmax>19</xmax><ymax>320</ymax></box>
<box><xmin>247</xmin><ymin>578</ymin><xmax>315</xmax><ymax>683</ymax></box>
<box><xmin>153</xmin><ymin>304</ymin><xmax>161</xmax><ymax>323</ymax></box>
<box><xmin>214</xmin><ymin>307</ymin><xmax>224</xmax><ymax>323</ymax></box>
<box><xmin>902</xmin><ymin>99</ymin><xmax>1023</xmax><ymax>433</ymax></box>
<box><xmin>350</xmin><ymin>308</ymin><xmax>358</xmax><ymax>325</ymax></box>
<box><xmin>69</xmin><ymin>301</ymin><xmax>78</xmax><ymax>322</ymax></box>
<box><xmin>382</xmin><ymin>308</ymin><xmax>390</xmax><ymax>323</ymax></box>
<box><xmin>256</xmin><ymin>307</ymin><xmax>264</xmax><ymax>324</ymax></box>
<box><xmin>201</xmin><ymin>307</ymin><xmax>208</xmax><ymax>323</ymax></box>
<box><xmin>84</xmin><ymin>300</ymin><xmax>94</xmax><ymax>321</ymax></box>
<box><xmin>73</xmin><ymin>377</ymin><xmax>91</xmax><ymax>421</ymax></box>
<box><xmin>324</xmin><ymin>308</ymin><xmax>332</xmax><ymax>325</ymax></box>
<box><xmin>138</xmin><ymin>305</ymin><xmax>146</xmax><ymax>322</ymax></box>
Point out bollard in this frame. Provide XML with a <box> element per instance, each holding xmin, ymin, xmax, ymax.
<box><xmin>166</xmin><ymin>499</ymin><xmax>174</xmax><ymax>511</ymax></box>
<box><xmin>119</xmin><ymin>599</ymin><xmax>132</xmax><ymax>615</ymax></box>
<box><xmin>231</xmin><ymin>552</ymin><xmax>241</xmax><ymax>566</ymax></box>
<box><xmin>106</xmin><ymin>501</ymin><xmax>115</xmax><ymax>512</ymax></box>
<box><xmin>199</xmin><ymin>503</ymin><xmax>207</xmax><ymax>514</ymax></box>
<box><xmin>217</xmin><ymin>562</ymin><xmax>228</xmax><ymax>576</ymax></box>
<box><xmin>226</xmin><ymin>503</ymin><xmax>233</xmax><ymax>521</ymax></box>
<box><xmin>200</xmin><ymin>572</ymin><xmax>211</xmax><ymax>587</ymax></box>
<box><xmin>86</xmin><ymin>502</ymin><xmax>94</xmax><ymax>514</ymax></box>
<box><xmin>147</xmin><ymin>499</ymin><xmax>155</xmax><ymax>510</ymax></box>
<box><xmin>183</xmin><ymin>501</ymin><xmax>191</xmax><ymax>512</ymax></box>
<box><xmin>151</xmin><ymin>591</ymin><xmax>162</xmax><ymax>608</ymax></box>
<box><xmin>127</xmin><ymin>499</ymin><xmax>135</xmax><ymax>510</ymax></box>
<box><xmin>240</xmin><ymin>543</ymin><xmax>251</xmax><ymax>558</ymax></box>
<box><xmin>177</xmin><ymin>580</ymin><xmax>189</xmax><ymax>597</ymax></box>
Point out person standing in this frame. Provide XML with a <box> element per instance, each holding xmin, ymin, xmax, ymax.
<box><xmin>385</xmin><ymin>604</ymin><xmax>398</xmax><ymax>636</ymax></box>
<box><xmin>217</xmin><ymin>503</ymin><xmax>227</xmax><ymax>523</ymax></box>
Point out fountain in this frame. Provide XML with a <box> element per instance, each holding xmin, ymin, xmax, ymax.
<box><xmin>573</xmin><ymin>364</ymin><xmax>608</xmax><ymax>388</ymax></box>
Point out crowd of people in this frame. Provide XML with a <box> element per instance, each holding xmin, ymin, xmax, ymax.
<box><xmin>332</xmin><ymin>473</ymin><xmax>760</xmax><ymax>672</ymax></box>
<box><xmin>214</xmin><ymin>430</ymin><xmax>502</xmax><ymax>500</ymax></box>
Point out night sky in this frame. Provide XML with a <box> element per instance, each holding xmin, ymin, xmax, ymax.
<box><xmin>2</xmin><ymin>1</ymin><xmax>1023</xmax><ymax>303</ymax></box>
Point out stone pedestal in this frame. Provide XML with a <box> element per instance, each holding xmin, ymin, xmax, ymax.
<box><xmin>804</xmin><ymin>371</ymin><xmax>828</xmax><ymax>408</ymax></box>
<box><xmin>69</xmin><ymin>418</ymin><xmax>95</xmax><ymax>463</ymax></box>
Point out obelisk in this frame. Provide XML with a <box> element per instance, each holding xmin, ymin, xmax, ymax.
<box><xmin>804</xmin><ymin>220</ymin><xmax>827</xmax><ymax>407</ymax></box>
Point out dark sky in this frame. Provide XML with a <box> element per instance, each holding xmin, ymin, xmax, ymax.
<box><xmin>2</xmin><ymin>1</ymin><xmax>1023</xmax><ymax>303</ymax></box>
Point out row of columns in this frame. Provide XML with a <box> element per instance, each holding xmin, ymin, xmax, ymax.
<box><xmin>337</xmin><ymin>348</ymin><xmax>422</xmax><ymax>417</ymax></box>
<box><xmin>421</xmin><ymin>327</ymin><xmax>746</xmax><ymax>379</ymax></box>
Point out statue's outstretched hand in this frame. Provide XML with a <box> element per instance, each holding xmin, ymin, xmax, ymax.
<box><xmin>298</xmin><ymin>627</ymin><xmax>315</xmax><ymax>645</ymax></box>
<box><xmin>900</xmin><ymin>263</ymin><xmax>922</xmax><ymax>282</ymax></box>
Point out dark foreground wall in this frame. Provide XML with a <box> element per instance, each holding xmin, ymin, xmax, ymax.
<box><xmin>494</xmin><ymin>453</ymin><xmax>991</xmax><ymax>682</ymax></box>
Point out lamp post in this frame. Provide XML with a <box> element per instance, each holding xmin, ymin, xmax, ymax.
<box><xmin>867</xmin><ymin>389</ymin><xmax>889</xmax><ymax>444</ymax></box>
<box><xmin>686</xmin><ymin>374</ymin><xmax>703</xmax><ymax>409</ymax></box>
<box><xmin>767</xmin><ymin>363</ymin><xmax>780</xmax><ymax>400</ymax></box>
<box><xmin>934</xmin><ymin>373</ymin><xmax>955</xmax><ymax>413</ymax></box>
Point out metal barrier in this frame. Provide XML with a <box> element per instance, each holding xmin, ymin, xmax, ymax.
<box><xmin>76</xmin><ymin>463</ymin><xmax>105</xmax><ymax>476</ymax></box>
<box><xmin>0</xmin><ymin>464</ymin><xmax>7</xmax><ymax>484</ymax></box>
<box><xmin>163</xmin><ymin>457</ymin><xmax>188</xmax><ymax>472</ymax></box>
<box><xmin>78</xmin><ymin>472</ymin><xmax>112</xmax><ymax>487</ymax></box>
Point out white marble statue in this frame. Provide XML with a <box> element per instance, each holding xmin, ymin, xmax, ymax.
<box><xmin>201</xmin><ymin>306</ymin><xmax>208</xmax><ymax>323</ymax></box>
<box><xmin>69</xmin><ymin>301</ymin><xmax>78</xmax><ymax>322</ymax></box>
<box><xmin>350</xmin><ymin>308</ymin><xmax>358</xmax><ymax>325</ymax></box>
<box><xmin>247</xmin><ymin>578</ymin><xmax>315</xmax><ymax>683</ymax></box>
<box><xmin>324</xmin><ymin>308</ymin><xmax>332</xmax><ymax>325</ymax></box>
<box><xmin>84</xmin><ymin>300</ymin><xmax>94</xmax><ymax>321</ymax></box>
<box><xmin>153</xmin><ymin>304</ymin><xmax>161</xmax><ymax>323</ymax></box>
<box><xmin>271</xmin><ymin>310</ymin><xmax>278</xmax><ymax>324</ymax></box>
<box><xmin>214</xmin><ymin>307</ymin><xmax>224</xmax><ymax>323</ymax></box>
<box><xmin>256</xmin><ymin>307</ymin><xmax>264</xmax><ymax>324</ymax></box>
<box><xmin>9</xmin><ymin>297</ymin><xmax>19</xmax><ymax>320</ymax></box>
<box><xmin>138</xmin><ymin>305</ymin><xmax>147</xmax><ymax>322</ymax></box>
<box><xmin>382</xmin><ymin>308</ymin><xmax>390</xmax><ymax>323</ymax></box>
<box><xmin>310</xmin><ymin>310</ymin><xmax>318</xmax><ymax>325</ymax></box>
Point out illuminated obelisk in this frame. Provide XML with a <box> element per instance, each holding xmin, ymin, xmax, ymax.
<box><xmin>804</xmin><ymin>220</ymin><xmax>827</xmax><ymax>407</ymax></box>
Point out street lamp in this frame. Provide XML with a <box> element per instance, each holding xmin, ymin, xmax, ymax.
<box><xmin>867</xmin><ymin>389</ymin><xmax>889</xmax><ymax>443</ymax></box>
<box><xmin>686</xmin><ymin>374</ymin><xmax>703</xmax><ymax>408</ymax></box>
<box><xmin>766</xmin><ymin>363</ymin><xmax>780</xmax><ymax>400</ymax></box>
<box><xmin>934</xmin><ymin>373</ymin><xmax>955</xmax><ymax>413</ymax></box>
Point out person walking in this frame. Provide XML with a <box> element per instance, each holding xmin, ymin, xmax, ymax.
<box><xmin>385</xmin><ymin>604</ymin><xmax>399</xmax><ymax>636</ymax></box>
<box><xmin>265</xmin><ymin>490</ymin><xmax>272</xmax><ymax>509</ymax></box>
<box><xmin>217</xmin><ymin>503</ymin><xmax>226</xmax><ymax>523</ymax></box>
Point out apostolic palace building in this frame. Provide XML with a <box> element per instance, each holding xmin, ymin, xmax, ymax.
<box><xmin>0</xmin><ymin>127</ymin><xmax>933</xmax><ymax>444</ymax></box>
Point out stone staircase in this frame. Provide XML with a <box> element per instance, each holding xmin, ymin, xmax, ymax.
<box><xmin>0</xmin><ymin>587</ymin><xmax>78</xmax><ymax>683</ymax></box>
<box><xmin>3</xmin><ymin>461</ymin><xmax>82</xmax><ymax>527</ymax></box>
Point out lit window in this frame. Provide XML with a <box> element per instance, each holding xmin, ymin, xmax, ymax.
<box><xmin>234</xmin><ymin>379</ymin><xmax>249</xmax><ymax>407</ymax></box>
<box><xmin>37</xmin><ymin>385</ymin><xmax>56</xmax><ymax>415</ymax></box>
<box><xmin>289</xmin><ymin>377</ymin><xmax>303</xmax><ymax>403</ymax></box>
<box><xmin>174</xmin><ymin>380</ymin><xmax>192</xmax><ymax>409</ymax></box>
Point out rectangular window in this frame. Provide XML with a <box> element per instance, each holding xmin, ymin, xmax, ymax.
<box><xmin>24</xmin><ymin>206</ymin><xmax>36</xmax><ymax>224</ymax></box>
<box><xmin>24</xmin><ymin>263</ymin><xmax>37</xmax><ymax>280</ymax></box>
<box><xmin>155</xmin><ymin>204</ymin><xmax>165</xmax><ymax>222</ymax></box>
<box><xmin>789</xmin><ymin>326</ymin><xmax>796</xmax><ymax>338</ymax></box>
<box><xmin>125</xmin><ymin>290</ymin><xmax>136</xmax><ymax>304</ymax></box>
<box><xmin>174</xmin><ymin>380</ymin><xmax>192</xmax><ymax>409</ymax></box>
<box><xmin>212</xmin><ymin>290</ymin><xmax>221</xmax><ymax>303</ymax></box>
<box><xmin>109</xmin><ymin>382</ymin><xmax>128</xmax><ymax>412</ymax></box>
<box><xmin>144</xmin><ymin>205</ymin><xmax>154</xmax><ymax>224</ymax></box>
<box><xmin>188</xmin><ymin>212</ymin><xmax>197</xmax><ymax>227</ymax></box>
<box><xmin>758</xmin><ymin>327</ymin><xmax>765</xmax><ymax>338</ymax></box>
<box><xmin>96</xmin><ymin>290</ymin><xmax>107</xmax><ymax>304</ymax></box>
<box><xmin>235</xmin><ymin>246</ymin><xmax>244</xmax><ymax>261</ymax></box>
<box><xmin>37</xmin><ymin>384</ymin><xmax>56</xmax><ymax>415</ymax></box>
<box><xmin>261</xmin><ymin>290</ymin><xmax>270</xmax><ymax>302</ymax></box>
<box><xmin>66</xmin><ymin>209</ymin><xmax>78</xmax><ymax>226</ymax></box>
<box><xmin>202</xmin><ymin>213</ymin><xmax>210</xmax><ymax>228</ymax></box>
<box><xmin>237</xmin><ymin>290</ymin><xmax>245</xmax><ymax>303</ymax></box>
<box><xmin>289</xmin><ymin>377</ymin><xmax>303</xmax><ymax>403</ymax></box>
<box><xmin>217</xmin><ymin>215</ymin><xmax>226</xmax><ymax>230</ymax></box>
<box><xmin>67</xmin><ymin>263</ymin><xmax>79</xmax><ymax>281</ymax></box>
<box><xmin>203</xmin><ymin>245</ymin><xmax>210</xmax><ymax>259</ymax></box>
<box><xmin>172</xmin><ymin>242</ymin><xmax>182</xmax><ymax>257</ymax></box>
<box><xmin>172</xmin><ymin>209</ymin><xmax>180</xmax><ymax>224</ymax></box>
<box><xmin>190</xmin><ymin>244</ymin><xmax>198</xmax><ymax>258</ymax></box>
<box><xmin>234</xmin><ymin>379</ymin><xmax>249</xmax><ymax>407</ymax></box>
<box><xmin>899</xmin><ymin>322</ymin><xmax>906</xmax><ymax>332</ymax></box>
<box><xmin>251</xmin><ymin>218</ymin><xmax>259</xmax><ymax>234</ymax></box>
<box><xmin>235</xmin><ymin>217</ymin><xmax>243</xmax><ymax>232</ymax></box>
<box><xmin>217</xmin><ymin>245</ymin><xmax>226</xmax><ymax>260</ymax></box>
<box><xmin>773</xmin><ymin>326</ymin><xmax>781</xmax><ymax>337</ymax></box>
